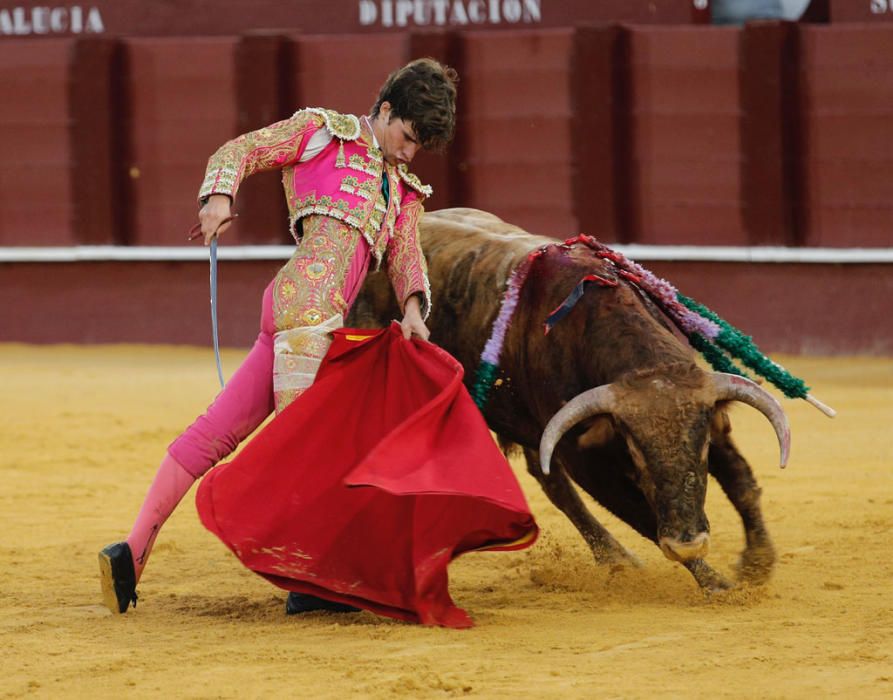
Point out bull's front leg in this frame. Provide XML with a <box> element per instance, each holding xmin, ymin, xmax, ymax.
<box><xmin>523</xmin><ymin>448</ymin><xmax>640</xmax><ymax>567</ymax></box>
<box><xmin>708</xmin><ymin>414</ymin><xmax>776</xmax><ymax>584</ymax></box>
<box><xmin>682</xmin><ymin>559</ymin><xmax>734</xmax><ymax>592</ymax></box>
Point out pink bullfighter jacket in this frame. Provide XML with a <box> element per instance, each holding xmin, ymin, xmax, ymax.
<box><xmin>198</xmin><ymin>107</ymin><xmax>432</xmax><ymax>317</ymax></box>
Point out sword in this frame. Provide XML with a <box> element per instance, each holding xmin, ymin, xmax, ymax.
<box><xmin>209</xmin><ymin>236</ymin><xmax>225</xmax><ymax>388</ymax></box>
<box><xmin>188</xmin><ymin>214</ymin><xmax>237</xmax><ymax>389</ymax></box>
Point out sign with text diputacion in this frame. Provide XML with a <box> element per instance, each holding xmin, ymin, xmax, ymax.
<box><xmin>0</xmin><ymin>0</ymin><xmax>698</xmax><ymax>38</ymax></box>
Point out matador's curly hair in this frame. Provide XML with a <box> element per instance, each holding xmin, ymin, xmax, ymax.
<box><xmin>371</xmin><ymin>58</ymin><xmax>459</xmax><ymax>153</ymax></box>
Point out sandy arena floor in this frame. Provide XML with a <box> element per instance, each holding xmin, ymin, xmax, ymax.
<box><xmin>0</xmin><ymin>344</ymin><xmax>891</xmax><ymax>698</ymax></box>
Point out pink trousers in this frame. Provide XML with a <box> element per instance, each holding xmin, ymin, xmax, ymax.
<box><xmin>168</xmin><ymin>238</ymin><xmax>372</xmax><ymax>478</ymax></box>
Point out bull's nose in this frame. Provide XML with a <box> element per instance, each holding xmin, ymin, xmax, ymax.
<box><xmin>659</xmin><ymin>532</ymin><xmax>710</xmax><ymax>562</ymax></box>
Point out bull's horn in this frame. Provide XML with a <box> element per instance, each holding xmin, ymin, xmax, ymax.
<box><xmin>539</xmin><ymin>386</ymin><xmax>617</xmax><ymax>476</ymax></box>
<box><xmin>712</xmin><ymin>373</ymin><xmax>791</xmax><ymax>469</ymax></box>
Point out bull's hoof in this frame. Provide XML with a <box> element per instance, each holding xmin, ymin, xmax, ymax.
<box><xmin>683</xmin><ymin>559</ymin><xmax>734</xmax><ymax>593</ymax></box>
<box><xmin>736</xmin><ymin>543</ymin><xmax>776</xmax><ymax>585</ymax></box>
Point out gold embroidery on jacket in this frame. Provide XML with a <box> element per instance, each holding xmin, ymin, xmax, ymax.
<box><xmin>346</xmin><ymin>152</ymin><xmax>383</xmax><ymax>176</ymax></box>
<box><xmin>397</xmin><ymin>163</ymin><xmax>433</xmax><ymax>197</ymax></box>
<box><xmin>290</xmin><ymin>194</ymin><xmax>367</xmax><ymax>231</ymax></box>
<box><xmin>339</xmin><ymin>175</ymin><xmax>360</xmax><ymax>195</ymax></box>
<box><xmin>198</xmin><ymin>111</ymin><xmax>322</xmax><ymax>201</ymax></box>
<box><xmin>387</xmin><ymin>198</ymin><xmax>431</xmax><ymax>319</ymax></box>
<box><xmin>302</xmin><ymin>108</ymin><xmax>361</xmax><ymax>140</ymax></box>
<box><xmin>339</xmin><ymin>175</ymin><xmax>380</xmax><ymax>202</ymax></box>
<box><xmin>199</xmin><ymin>108</ymin><xmax>430</xmax><ymax>321</ymax></box>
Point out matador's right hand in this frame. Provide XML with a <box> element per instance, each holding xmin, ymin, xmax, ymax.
<box><xmin>198</xmin><ymin>194</ymin><xmax>234</xmax><ymax>246</ymax></box>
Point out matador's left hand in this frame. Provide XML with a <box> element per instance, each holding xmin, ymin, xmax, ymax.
<box><xmin>400</xmin><ymin>294</ymin><xmax>430</xmax><ymax>341</ymax></box>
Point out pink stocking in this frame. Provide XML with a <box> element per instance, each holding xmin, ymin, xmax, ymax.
<box><xmin>126</xmin><ymin>452</ymin><xmax>196</xmax><ymax>582</ymax></box>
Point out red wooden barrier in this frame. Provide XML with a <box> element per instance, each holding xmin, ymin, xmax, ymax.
<box><xmin>570</xmin><ymin>25</ymin><xmax>627</xmax><ymax>243</ymax></box>
<box><xmin>230</xmin><ymin>32</ymin><xmax>293</xmax><ymax>244</ymax></box>
<box><xmin>289</xmin><ymin>33</ymin><xmax>409</xmax><ymax>116</ymax></box>
<box><xmin>797</xmin><ymin>25</ymin><xmax>893</xmax><ymax>247</ymax></box>
<box><xmin>407</xmin><ymin>30</ymin><xmax>465</xmax><ymax>213</ymax></box>
<box><xmin>2</xmin><ymin>24</ymin><xmax>893</xmax><ymax>252</ymax></box>
<box><xmin>122</xmin><ymin>38</ymin><xmax>239</xmax><ymax>246</ymax></box>
<box><xmin>829</xmin><ymin>0</ymin><xmax>893</xmax><ymax>22</ymax></box>
<box><xmin>69</xmin><ymin>37</ymin><xmax>124</xmax><ymax>245</ymax></box>
<box><xmin>0</xmin><ymin>39</ymin><xmax>74</xmax><ymax>245</ymax></box>
<box><xmin>3</xmin><ymin>259</ymin><xmax>891</xmax><ymax>354</ymax></box>
<box><xmin>740</xmin><ymin>21</ymin><xmax>799</xmax><ymax>246</ymax></box>
<box><xmin>627</xmin><ymin>27</ymin><xmax>745</xmax><ymax>246</ymax></box>
<box><xmin>458</xmin><ymin>29</ymin><xmax>577</xmax><ymax>236</ymax></box>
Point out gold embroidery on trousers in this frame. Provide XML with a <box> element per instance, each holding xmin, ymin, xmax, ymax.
<box><xmin>272</xmin><ymin>314</ymin><xmax>343</xmax><ymax>413</ymax></box>
<box><xmin>271</xmin><ymin>216</ymin><xmax>362</xmax><ymax>412</ymax></box>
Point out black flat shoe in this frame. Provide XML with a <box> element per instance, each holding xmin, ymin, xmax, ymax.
<box><xmin>285</xmin><ymin>592</ymin><xmax>360</xmax><ymax>615</ymax></box>
<box><xmin>98</xmin><ymin>541</ymin><xmax>138</xmax><ymax>614</ymax></box>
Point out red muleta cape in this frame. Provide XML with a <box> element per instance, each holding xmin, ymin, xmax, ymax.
<box><xmin>195</xmin><ymin>323</ymin><xmax>538</xmax><ymax>628</ymax></box>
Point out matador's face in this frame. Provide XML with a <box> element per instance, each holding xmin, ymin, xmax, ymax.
<box><xmin>373</xmin><ymin>102</ymin><xmax>421</xmax><ymax>166</ymax></box>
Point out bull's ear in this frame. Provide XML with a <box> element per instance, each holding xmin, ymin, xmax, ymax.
<box><xmin>710</xmin><ymin>406</ymin><xmax>732</xmax><ymax>440</ymax></box>
<box><xmin>577</xmin><ymin>414</ymin><xmax>615</xmax><ymax>450</ymax></box>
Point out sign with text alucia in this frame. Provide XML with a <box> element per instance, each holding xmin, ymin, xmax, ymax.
<box><xmin>0</xmin><ymin>0</ymin><xmax>696</xmax><ymax>38</ymax></box>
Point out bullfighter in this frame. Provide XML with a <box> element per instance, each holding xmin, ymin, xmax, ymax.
<box><xmin>99</xmin><ymin>58</ymin><xmax>459</xmax><ymax>616</ymax></box>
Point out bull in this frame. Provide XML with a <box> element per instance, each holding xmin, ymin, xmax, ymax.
<box><xmin>349</xmin><ymin>208</ymin><xmax>791</xmax><ymax>591</ymax></box>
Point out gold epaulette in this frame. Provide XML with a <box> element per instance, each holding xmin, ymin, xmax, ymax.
<box><xmin>300</xmin><ymin>107</ymin><xmax>361</xmax><ymax>141</ymax></box>
<box><xmin>397</xmin><ymin>164</ymin><xmax>433</xmax><ymax>198</ymax></box>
